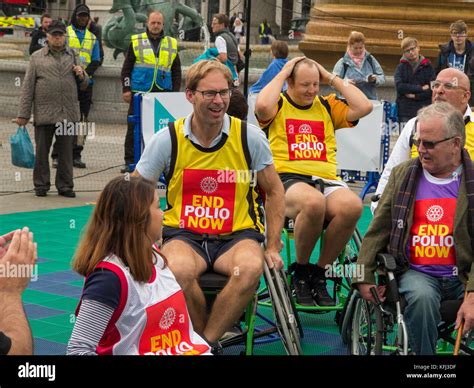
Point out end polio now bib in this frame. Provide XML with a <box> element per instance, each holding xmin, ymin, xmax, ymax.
<box><xmin>285</xmin><ymin>119</ymin><xmax>328</xmax><ymax>162</ymax></box>
<box><xmin>409</xmin><ymin>197</ymin><xmax>456</xmax><ymax>265</ymax></box>
<box><xmin>407</xmin><ymin>169</ymin><xmax>461</xmax><ymax>277</ymax></box>
<box><xmin>180</xmin><ymin>169</ymin><xmax>236</xmax><ymax>234</ymax></box>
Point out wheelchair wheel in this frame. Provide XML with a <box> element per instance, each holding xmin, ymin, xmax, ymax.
<box><xmin>264</xmin><ymin>263</ymin><xmax>303</xmax><ymax>355</ymax></box>
<box><xmin>339</xmin><ymin>289</ymin><xmax>359</xmax><ymax>345</ymax></box>
<box><xmin>276</xmin><ymin>266</ymin><xmax>304</xmax><ymax>340</ymax></box>
<box><xmin>351</xmin><ymin>297</ymin><xmax>383</xmax><ymax>355</ymax></box>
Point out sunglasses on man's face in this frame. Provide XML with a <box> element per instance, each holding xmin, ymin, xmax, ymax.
<box><xmin>412</xmin><ymin>135</ymin><xmax>457</xmax><ymax>150</ymax></box>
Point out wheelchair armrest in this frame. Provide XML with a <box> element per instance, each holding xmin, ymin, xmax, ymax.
<box><xmin>376</xmin><ymin>253</ymin><xmax>397</xmax><ymax>272</ymax></box>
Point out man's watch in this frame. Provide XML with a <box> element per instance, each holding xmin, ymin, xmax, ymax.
<box><xmin>328</xmin><ymin>73</ymin><xmax>338</xmax><ymax>87</ymax></box>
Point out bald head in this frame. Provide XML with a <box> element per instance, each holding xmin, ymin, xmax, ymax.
<box><xmin>432</xmin><ymin>67</ymin><xmax>471</xmax><ymax>113</ymax></box>
<box><xmin>287</xmin><ymin>59</ymin><xmax>321</xmax><ymax>106</ymax></box>
<box><xmin>437</xmin><ymin>68</ymin><xmax>470</xmax><ymax>91</ymax></box>
<box><xmin>289</xmin><ymin>59</ymin><xmax>319</xmax><ymax>83</ymax></box>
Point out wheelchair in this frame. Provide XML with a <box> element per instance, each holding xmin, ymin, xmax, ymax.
<box><xmin>282</xmin><ymin>217</ymin><xmax>363</xmax><ymax>315</ymax></box>
<box><xmin>199</xmin><ymin>260</ymin><xmax>303</xmax><ymax>355</ymax></box>
<box><xmin>345</xmin><ymin>253</ymin><xmax>473</xmax><ymax>355</ymax></box>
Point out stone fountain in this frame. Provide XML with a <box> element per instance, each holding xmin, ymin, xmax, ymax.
<box><xmin>300</xmin><ymin>0</ymin><xmax>474</xmax><ymax>74</ymax></box>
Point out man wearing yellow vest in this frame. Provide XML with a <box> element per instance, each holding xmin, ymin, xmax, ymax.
<box><xmin>373</xmin><ymin>68</ymin><xmax>474</xmax><ymax>214</ymax></box>
<box><xmin>132</xmin><ymin>60</ymin><xmax>284</xmax><ymax>353</ymax></box>
<box><xmin>121</xmin><ymin>11</ymin><xmax>181</xmax><ymax>174</ymax></box>
<box><xmin>52</xmin><ymin>4</ymin><xmax>101</xmax><ymax>169</ymax></box>
<box><xmin>255</xmin><ymin>57</ymin><xmax>373</xmax><ymax>307</ymax></box>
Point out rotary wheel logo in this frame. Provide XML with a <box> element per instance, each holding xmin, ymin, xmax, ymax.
<box><xmin>426</xmin><ymin>205</ymin><xmax>444</xmax><ymax>222</ymax></box>
<box><xmin>298</xmin><ymin>124</ymin><xmax>312</xmax><ymax>134</ymax></box>
<box><xmin>159</xmin><ymin>307</ymin><xmax>176</xmax><ymax>330</ymax></box>
<box><xmin>200</xmin><ymin>176</ymin><xmax>218</xmax><ymax>194</ymax></box>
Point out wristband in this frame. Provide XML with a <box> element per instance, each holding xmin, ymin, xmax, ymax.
<box><xmin>328</xmin><ymin>73</ymin><xmax>338</xmax><ymax>87</ymax></box>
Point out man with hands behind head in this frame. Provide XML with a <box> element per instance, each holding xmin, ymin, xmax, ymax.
<box><xmin>255</xmin><ymin>56</ymin><xmax>372</xmax><ymax>307</ymax></box>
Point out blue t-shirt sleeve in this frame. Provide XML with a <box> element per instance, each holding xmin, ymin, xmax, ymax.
<box><xmin>246</xmin><ymin>123</ymin><xmax>273</xmax><ymax>171</ymax></box>
<box><xmin>136</xmin><ymin>127</ymin><xmax>172</xmax><ymax>182</ymax></box>
<box><xmin>91</xmin><ymin>39</ymin><xmax>100</xmax><ymax>62</ymax></box>
<box><xmin>82</xmin><ymin>269</ymin><xmax>121</xmax><ymax>310</ymax></box>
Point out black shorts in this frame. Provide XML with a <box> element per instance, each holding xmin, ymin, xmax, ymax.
<box><xmin>162</xmin><ymin>227</ymin><xmax>265</xmax><ymax>270</ymax></box>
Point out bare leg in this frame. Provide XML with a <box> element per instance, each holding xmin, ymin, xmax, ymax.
<box><xmin>202</xmin><ymin>240</ymin><xmax>264</xmax><ymax>343</ymax></box>
<box><xmin>285</xmin><ymin>183</ymin><xmax>326</xmax><ymax>264</ymax></box>
<box><xmin>162</xmin><ymin>239</ymin><xmax>208</xmax><ymax>334</ymax></box>
<box><xmin>318</xmin><ymin>188</ymin><xmax>363</xmax><ymax>268</ymax></box>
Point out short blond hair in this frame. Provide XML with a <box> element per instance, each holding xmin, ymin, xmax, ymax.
<box><xmin>185</xmin><ymin>60</ymin><xmax>233</xmax><ymax>91</ymax></box>
<box><xmin>401</xmin><ymin>37</ymin><xmax>418</xmax><ymax>51</ymax></box>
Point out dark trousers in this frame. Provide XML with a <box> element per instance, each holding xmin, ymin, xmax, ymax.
<box><xmin>124</xmin><ymin>96</ymin><xmax>135</xmax><ymax>165</ymax></box>
<box><xmin>52</xmin><ymin>85</ymin><xmax>93</xmax><ymax>160</ymax></box>
<box><xmin>34</xmin><ymin>124</ymin><xmax>74</xmax><ymax>192</ymax></box>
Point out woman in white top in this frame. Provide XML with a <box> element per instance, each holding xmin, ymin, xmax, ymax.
<box><xmin>233</xmin><ymin>18</ymin><xmax>245</xmax><ymax>44</ymax></box>
<box><xmin>67</xmin><ymin>176</ymin><xmax>211</xmax><ymax>355</ymax></box>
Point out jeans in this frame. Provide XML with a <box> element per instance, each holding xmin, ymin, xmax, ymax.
<box><xmin>398</xmin><ymin>269</ymin><xmax>464</xmax><ymax>355</ymax></box>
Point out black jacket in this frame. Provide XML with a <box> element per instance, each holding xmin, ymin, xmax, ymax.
<box><xmin>28</xmin><ymin>28</ymin><xmax>48</xmax><ymax>55</ymax></box>
<box><xmin>436</xmin><ymin>39</ymin><xmax>474</xmax><ymax>105</ymax></box>
<box><xmin>394</xmin><ymin>57</ymin><xmax>436</xmax><ymax>120</ymax></box>
<box><xmin>121</xmin><ymin>30</ymin><xmax>182</xmax><ymax>93</ymax></box>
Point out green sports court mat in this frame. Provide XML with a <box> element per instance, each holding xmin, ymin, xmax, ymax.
<box><xmin>0</xmin><ymin>203</ymin><xmax>373</xmax><ymax>355</ymax></box>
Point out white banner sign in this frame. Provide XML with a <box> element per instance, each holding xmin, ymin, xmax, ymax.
<box><xmin>141</xmin><ymin>92</ymin><xmax>193</xmax><ymax>145</ymax></box>
<box><xmin>143</xmin><ymin>93</ymin><xmax>383</xmax><ymax>173</ymax></box>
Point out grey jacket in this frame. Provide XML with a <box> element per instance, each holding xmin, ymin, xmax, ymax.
<box><xmin>333</xmin><ymin>51</ymin><xmax>385</xmax><ymax>100</ymax></box>
<box><xmin>18</xmin><ymin>46</ymin><xmax>89</xmax><ymax>126</ymax></box>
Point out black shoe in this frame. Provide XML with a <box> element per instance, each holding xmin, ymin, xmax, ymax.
<box><xmin>311</xmin><ymin>277</ymin><xmax>336</xmax><ymax>307</ymax></box>
<box><xmin>35</xmin><ymin>190</ymin><xmax>47</xmax><ymax>197</ymax></box>
<box><xmin>120</xmin><ymin>165</ymin><xmax>132</xmax><ymax>174</ymax></box>
<box><xmin>208</xmin><ymin>341</ymin><xmax>223</xmax><ymax>355</ymax></box>
<box><xmin>58</xmin><ymin>190</ymin><xmax>76</xmax><ymax>198</ymax></box>
<box><xmin>292</xmin><ymin>275</ymin><xmax>315</xmax><ymax>306</ymax></box>
<box><xmin>52</xmin><ymin>158</ymin><xmax>58</xmax><ymax>168</ymax></box>
<box><xmin>73</xmin><ymin>158</ymin><xmax>86</xmax><ymax>168</ymax></box>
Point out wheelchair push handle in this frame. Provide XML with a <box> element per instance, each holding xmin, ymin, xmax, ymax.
<box><xmin>371</xmin><ymin>194</ymin><xmax>381</xmax><ymax>203</ymax></box>
<box><xmin>370</xmin><ymin>286</ymin><xmax>382</xmax><ymax>306</ymax></box>
<box><xmin>376</xmin><ymin>253</ymin><xmax>397</xmax><ymax>272</ymax></box>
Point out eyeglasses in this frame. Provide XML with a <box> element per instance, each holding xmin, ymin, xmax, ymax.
<box><xmin>403</xmin><ymin>46</ymin><xmax>418</xmax><ymax>54</ymax></box>
<box><xmin>430</xmin><ymin>80</ymin><xmax>468</xmax><ymax>91</ymax></box>
<box><xmin>451</xmin><ymin>32</ymin><xmax>467</xmax><ymax>38</ymax></box>
<box><xmin>413</xmin><ymin>135</ymin><xmax>457</xmax><ymax>149</ymax></box>
<box><xmin>194</xmin><ymin>89</ymin><xmax>232</xmax><ymax>100</ymax></box>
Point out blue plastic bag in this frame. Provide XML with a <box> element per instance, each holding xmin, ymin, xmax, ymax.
<box><xmin>10</xmin><ymin>126</ymin><xmax>35</xmax><ymax>169</ymax></box>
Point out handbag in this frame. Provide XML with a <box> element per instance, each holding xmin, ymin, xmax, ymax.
<box><xmin>10</xmin><ymin>126</ymin><xmax>35</xmax><ymax>169</ymax></box>
<box><xmin>236</xmin><ymin>56</ymin><xmax>245</xmax><ymax>72</ymax></box>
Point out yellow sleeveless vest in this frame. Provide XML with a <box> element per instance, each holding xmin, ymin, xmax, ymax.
<box><xmin>131</xmin><ymin>33</ymin><xmax>178</xmax><ymax>92</ymax></box>
<box><xmin>66</xmin><ymin>25</ymin><xmax>96</xmax><ymax>67</ymax></box>
<box><xmin>164</xmin><ymin>117</ymin><xmax>264</xmax><ymax>235</ymax></box>
<box><xmin>265</xmin><ymin>93</ymin><xmax>339</xmax><ymax>180</ymax></box>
